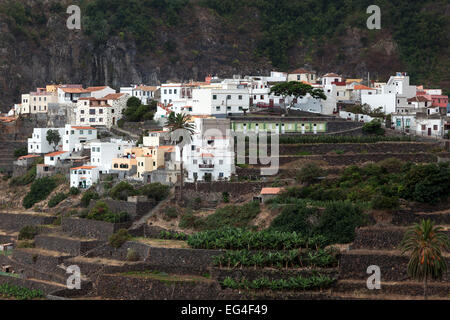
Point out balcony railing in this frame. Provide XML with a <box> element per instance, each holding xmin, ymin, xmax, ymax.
<box><xmin>199</xmin><ymin>164</ymin><xmax>214</xmax><ymax>169</ymax></box>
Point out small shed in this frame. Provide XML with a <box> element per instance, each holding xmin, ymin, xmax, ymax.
<box><xmin>254</xmin><ymin>187</ymin><xmax>284</xmax><ymax>203</ymax></box>
<box><xmin>0</xmin><ymin>243</ymin><xmax>13</xmax><ymax>252</ymax></box>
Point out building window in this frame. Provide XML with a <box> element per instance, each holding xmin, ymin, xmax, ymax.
<box><xmin>88</xmin><ymin>130</ymin><xmax>92</xmax><ymax>134</ymax></box>
<box><xmin>216</xmin><ymin>106</ymin><xmax>220</xmax><ymax>111</ymax></box>
<box><xmin>434</xmin><ymin>125</ymin><xmax>438</xmax><ymax>131</ymax></box>
<box><xmin>89</xmin><ymin>118</ymin><xmax>95</xmax><ymax>122</ymax></box>
<box><xmin>193</xmin><ymin>160</ymin><xmax>197</xmax><ymax>164</ymax></box>
<box><xmin>80</xmin><ymin>118</ymin><xmax>85</xmax><ymax>122</ymax></box>
<box><xmin>213</xmin><ymin>95</ymin><xmax>217</xmax><ymax>100</ymax></box>
<box><xmin>99</xmin><ymin>109</ymin><xmax>103</xmax><ymax>114</ymax></box>
<box><xmin>219</xmin><ymin>160</ymin><xmax>223</xmax><ymax>165</ymax></box>
<box><xmin>80</xmin><ymin>130</ymin><xmax>84</xmax><ymax>134</ymax></box>
<box><xmin>227</xmin><ymin>95</ymin><xmax>231</xmax><ymax>100</ymax></box>
<box><xmin>238</xmin><ymin>95</ymin><xmax>242</xmax><ymax>100</ymax></box>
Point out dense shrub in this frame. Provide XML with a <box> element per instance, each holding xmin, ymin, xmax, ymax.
<box><xmin>126</xmin><ymin>248</ymin><xmax>140</xmax><ymax>262</ymax></box>
<box><xmin>371</xmin><ymin>194</ymin><xmax>399</xmax><ymax>210</ymax></box>
<box><xmin>296</xmin><ymin>162</ymin><xmax>325</xmax><ymax>185</ymax></box>
<box><xmin>139</xmin><ymin>183</ymin><xmax>170</xmax><ymax>202</ymax></box>
<box><xmin>270</xmin><ymin>205</ymin><xmax>319</xmax><ymax>234</ymax></box>
<box><xmin>69</xmin><ymin>187</ymin><xmax>80</xmax><ymax>195</ymax></box>
<box><xmin>362</xmin><ymin>120</ymin><xmax>385</xmax><ymax>135</ymax></box>
<box><xmin>13</xmin><ymin>147</ymin><xmax>27</xmax><ymax>159</ymax></box>
<box><xmin>48</xmin><ymin>193</ymin><xmax>67</xmax><ymax>208</ymax></box>
<box><xmin>87</xmin><ymin>201</ymin><xmax>130</xmax><ymax>223</ymax></box>
<box><xmin>109</xmin><ymin>181</ymin><xmax>138</xmax><ymax>201</ymax></box>
<box><xmin>80</xmin><ymin>190</ymin><xmax>100</xmax><ymax>207</ymax></box>
<box><xmin>316</xmin><ymin>202</ymin><xmax>369</xmax><ymax>244</ymax></box>
<box><xmin>18</xmin><ymin>226</ymin><xmax>39</xmax><ymax>240</ymax></box>
<box><xmin>109</xmin><ymin>229</ymin><xmax>132</xmax><ymax>248</ymax></box>
<box><xmin>180</xmin><ymin>202</ymin><xmax>260</xmax><ymax>231</ymax></box>
<box><xmin>23</xmin><ymin>177</ymin><xmax>57</xmax><ymax>209</ymax></box>
<box><xmin>164</xmin><ymin>207</ymin><xmax>178</xmax><ymax>220</ymax></box>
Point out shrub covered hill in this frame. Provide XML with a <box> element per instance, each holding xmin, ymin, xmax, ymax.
<box><xmin>0</xmin><ymin>0</ymin><xmax>448</xmax><ymax>110</ymax></box>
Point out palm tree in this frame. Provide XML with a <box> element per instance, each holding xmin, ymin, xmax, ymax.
<box><xmin>166</xmin><ymin>112</ymin><xmax>195</xmax><ymax>202</ymax></box>
<box><xmin>400</xmin><ymin>219</ymin><xmax>449</xmax><ymax>299</ymax></box>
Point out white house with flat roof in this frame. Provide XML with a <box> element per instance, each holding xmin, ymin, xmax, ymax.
<box><xmin>28</xmin><ymin>127</ymin><xmax>65</xmax><ymax>154</ymax></box>
<box><xmin>62</xmin><ymin>124</ymin><xmax>98</xmax><ymax>152</ymax></box>
<box><xmin>181</xmin><ymin>118</ymin><xmax>235</xmax><ymax>182</ymax></box>
<box><xmin>90</xmin><ymin>139</ymin><xmax>135</xmax><ymax>174</ymax></box>
<box><xmin>70</xmin><ymin>165</ymin><xmax>100</xmax><ymax>189</ymax></box>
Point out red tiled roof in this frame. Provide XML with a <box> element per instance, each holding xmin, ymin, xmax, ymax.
<box><xmin>290</xmin><ymin>68</ymin><xmax>315</xmax><ymax>74</ymax></box>
<box><xmin>85</xmin><ymin>86</ymin><xmax>108</xmax><ymax>92</ymax></box>
<box><xmin>60</xmin><ymin>88</ymin><xmax>90</xmax><ymax>93</ymax></box>
<box><xmin>103</xmin><ymin>93</ymin><xmax>125</xmax><ymax>100</ymax></box>
<box><xmin>18</xmin><ymin>154</ymin><xmax>40</xmax><ymax>160</ymax></box>
<box><xmin>408</xmin><ymin>96</ymin><xmax>430</xmax><ymax>102</ymax></box>
<box><xmin>323</xmin><ymin>73</ymin><xmax>340</xmax><ymax>77</ymax></box>
<box><xmin>72</xmin><ymin>126</ymin><xmax>97</xmax><ymax>130</ymax></box>
<box><xmin>45</xmin><ymin>151</ymin><xmax>68</xmax><ymax>157</ymax></box>
<box><xmin>354</xmin><ymin>85</ymin><xmax>373</xmax><ymax>90</ymax></box>
<box><xmin>200</xmin><ymin>153</ymin><xmax>214</xmax><ymax>158</ymax></box>
<box><xmin>71</xmin><ymin>166</ymin><xmax>97</xmax><ymax>171</ymax></box>
<box><xmin>260</xmin><ymin>187</ymin><xmax>284</xmax><ymax>195</ymax></box>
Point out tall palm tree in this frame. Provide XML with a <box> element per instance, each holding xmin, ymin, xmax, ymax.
<box><xmin>166</xmin><ymin>112</ymin><xmax>195</xmax><ymax>202</ymax></box>
<box><xmin>400</xmin><ymin>219</ymin><xmax>449</xmax><ymax>299</ymax></box>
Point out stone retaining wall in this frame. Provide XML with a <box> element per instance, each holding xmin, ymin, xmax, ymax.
<box><xmin>0</xmin><ymin>213</ymin><xmax>55</xmax><ymax>231</ymax></box>
<box><xmin>34</xmin><ymin>235</ymin><xmax>102</xmax><ymax>256</ymax></box>
<box><xmin>88</xmin><ymin>199</ymin><xmax>155</xmax><ymax>220</ymax></box>
<box><xmin>277</xmin><ymin>142</ymin><xmax>443</xmax><ymax>156</ymax></box>
<box><xmin>352</xmin><ymin>226</ymin><xmax>450</xmax><ymax>250</ymax></box>
<box><xmin>97</xmin><ymin>273</ymin><xmax>221</xmax><ymax>300</ymax></box>
<box><xmin>61</xmin><ymin>217</ymin><xmax>132</xmax><ymax>240</ymax></box>
<box><xmin>339</xmin><ymin>251</ymin><xmax>450</xmax><ymax>282</ymax></box>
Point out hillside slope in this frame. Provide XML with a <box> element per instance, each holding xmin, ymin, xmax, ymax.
<box><xmin>0</xmin><ymin>0</ymin><xmax>448</xmax><ymax>111</ymax></box>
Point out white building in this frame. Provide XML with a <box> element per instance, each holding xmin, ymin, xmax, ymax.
<box><xmin>321</xmin><ymin>73</ymin><xmax>343</xmax><ymax>86</ymax></box>
<box><xmin>76</xmin><ymin>93</ymin><xmax>128</xmax><ymax>128</ymax></box>
<box><xmin>20</xmin><ymin>88</ymin><xmax>58</xmax><ymax>114</ymax></box>
<box><xmin>90</xmin><ymin>139</ymin><xmax>135</xmax><ymax>174</ymax></box>
<box><xmin>70</xmin><ymin>165</ymin><xmax>100</xmax><ymax>189</ymax></box>
<box><xmin>57</xmin><ymin>85</ymin><xmax>115</xmax><ymax>103</ymax></box>
<box><xmin>28</xmin><ymin>127</ymin><xmax>65</xmax><ymax>154</ymax></box>
<box><xmin>181</xmin><ymin>118</ymin><xmax>235</xmax><ymax>182</ymax></box>
<box><xmin>362</xmin><ymin>72</ymin><xmax>417</xmax><ymax>114</ymax></box>
<box><xmin>44</xmin><ymin>151</ymin><xmax>70</xmax><ymax>166</ymax></box>
<box><xmin>62</xmin><ymin>125</ymin><xmax>98</xmax><ymax>152</ymax></box>
<box><xmin>287</xmin><ymin>69</ymin><xmax>316</xmax><ymax>83</ymax></box>
<box><xmin>120</xmin><ymin>85</ymin><xmax>157</xmax><ymax>105</ymax></box>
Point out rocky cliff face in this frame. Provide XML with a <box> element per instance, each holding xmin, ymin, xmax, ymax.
<box><xmin>0</xmin><ymin>0</ymin><xmax>443</xmax><ymax>112</ymax></box>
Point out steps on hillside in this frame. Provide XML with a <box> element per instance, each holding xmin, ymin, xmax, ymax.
<box><xmin>334</xmin><ymin>279</ymin><xmax>450</xmax><ymax>298</ymax></box>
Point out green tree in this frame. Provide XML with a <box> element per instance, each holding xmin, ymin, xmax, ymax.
<box><xmin>270</xmin><ymin>81</ymin><xmax>326</xmax><ymax>114</ymax></box>
<box><xmin>166</xmin><ymin>112</ymin><xmax>195</xmax><ymax>202</ymax></box>
<box><xmin>46</xmin><ymin>130</ymin><xmax>61</xmax><ymax>151</ymax></box>
<box><xmin>401</xmin><ymin>219</ymin><xmax>449</xmax><ymax>300</ymax></box>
